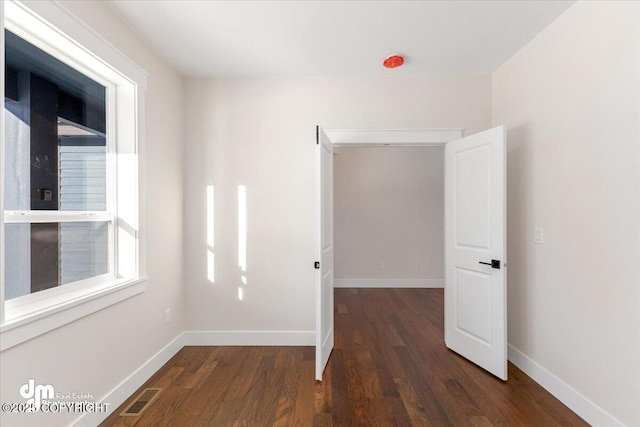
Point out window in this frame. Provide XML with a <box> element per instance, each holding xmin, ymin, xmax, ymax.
<box><xmin>1</xmin><ymin>0</ymin><xmax>147</xmax><ymax>350</ymax></box>
<box><xmin>4</xmin><ymin>29</ymin><xmax>111</xmax><ymax>300</ymax></box>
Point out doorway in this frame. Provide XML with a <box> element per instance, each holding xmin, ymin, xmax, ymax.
<box><xmin>333</xmin><ymin>145</ymin><xmax>445</xmax><ymax>289</ymax></box>
<box><xmin>315</xmin><ymin>126</ymin><xmax>507</xmax><ymax>382</ymax></box>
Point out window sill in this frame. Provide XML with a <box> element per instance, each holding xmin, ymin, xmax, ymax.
<box><xmin>0</xmin><ymin>277</ymin><xmax>146</xmax><ymax>351</ymax></box>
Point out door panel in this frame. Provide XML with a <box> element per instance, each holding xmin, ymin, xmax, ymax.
<box><xmin>455</xmin><ymin>144</ymin><xmax>491</xmax><ymax>248</ymax></box>
<box><xmin>455</xmin><ymin>267</ymin><xmax>492</xmax><ymax>345</ymax></box>
<box><xmin>316</xmin><ymin>126</ymin><xmax>334</xmax><ymax>381</ymax></box>
<box><xmin>445</xmin><ymin>125</ymin><xmax>507</xmax><ymax>380</ymax></box>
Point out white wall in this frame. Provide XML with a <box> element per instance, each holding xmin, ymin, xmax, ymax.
<box><xmin>0</xmin><ymin>1</ymin><xmax>184</xmax><ymax>426</ymax></box>
<box><xmin>333</xmin><ymin>146</ymin><xmax>444</xmax><ymax>284</ymax></box>
<box><xmin>492</xmin><ymin>2</ymin><xmax>640</xmax><ymax>426</ymax></box>
<box><xmin>184</xmin><ymin>75</ymin><xmax>491</xmax><ymax>332</ymax></box>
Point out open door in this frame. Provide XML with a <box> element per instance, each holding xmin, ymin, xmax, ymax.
<box><xmin>315</xmin><ymin>126</ymin><xmax>334</xmax><ymax>381</ymax></box>
<box><xmin>445</xmin><ymin>125</ymin><xmax>507</xmax><ymax>380</ymax></box>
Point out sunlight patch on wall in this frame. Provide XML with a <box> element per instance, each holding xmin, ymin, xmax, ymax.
<box><xmin>238</xmin><ymin>185</ymin><xmax>247</xmax><ymax>272</ymax></box>
<box><xmin>206</xmin><ymin>185</ymin><xmax>215</xmax><ymax>283</ymax></box>
<box><xmin>238</xmin><ymin>185</ymin><xmax>247</xmax><ymax>300</ymax></box>
<box><xmin>207</xmin><ymin>251</ymin><xmax>215</xmax><ymax>284</ymax></box>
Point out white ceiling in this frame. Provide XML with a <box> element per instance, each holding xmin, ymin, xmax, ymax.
<box><xmin>105</xmin><ymin>0</ymin><xmax>575</xmax><ymax>77</ymax></box>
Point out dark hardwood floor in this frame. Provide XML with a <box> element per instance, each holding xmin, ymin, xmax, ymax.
<box><xmin>100</xmin><ymin>289</ymin><xmax>588</xmax><ymax>426</ymax></box>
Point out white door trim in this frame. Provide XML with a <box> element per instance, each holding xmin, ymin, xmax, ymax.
<box><xmin>325</xmin><ymin>128</ymin><xmax>463</xmax><ymax>147</ymax></box>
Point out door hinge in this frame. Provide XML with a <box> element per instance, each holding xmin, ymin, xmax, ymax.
<box><xmin>316</xmin><ymin>125</ymin><xmax>319</xmax><ymax>145</ymax></box>
<box><xmin>314</xmin><ymin>261</ymin><xmax>320</xmax><ymax>269</ymax></box>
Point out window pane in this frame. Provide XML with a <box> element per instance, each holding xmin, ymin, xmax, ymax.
<box><xmin>4</xmin><ymin>29</ymin><xmax>107</xmax><ymax>212</ymax></box>
<box><xmin>59</xmin><ymin>144</ymin><xmax>107</xmax><ymax>211</ymax></box>
<box><xmin>60</xmin><ymin>222</ymin><xmax>109</xmax><ymax>285</ymax></box>
<box><xmin>4</xmin><ymin>223</ymin><xmax>31</xmax><ymax>300</ymax></box>
<box><xmin>4</xmin><ymin>222</ymin><xmax>110</xmax><ymax>300</ymax></box>
<box><xmin>3</xmin><ymin>108</ymin><xmax>30</xmax><ymax>211</ymax></box>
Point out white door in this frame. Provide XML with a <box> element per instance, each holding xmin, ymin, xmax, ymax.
<box><xmin>445</xmin><ymin>125</ymin><xmax>507</xmax><ymax>380</ymax></box>
<box><xmin>316</xmin><ymin>126</ymin><xmax>334</xmax><ymax>381</ymax></box>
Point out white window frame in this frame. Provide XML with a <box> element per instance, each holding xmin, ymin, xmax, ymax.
<box><xmin>0</xmin><ymin>0</ymin><xmax>148</xmax><ymax>351</ymax></box>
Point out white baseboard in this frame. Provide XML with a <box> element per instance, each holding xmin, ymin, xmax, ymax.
<box><xmin>73</xmin><ymin>333</ymin><xmax>186</xmax><ymax>427</ymax></box>
<box><xmin>508</xmin><ymin>344</ymin><xmax>625</xmax><ymax>427</ymax></box>
<box><xmin>183</xmin><ymin>330</ymin><xmax>315</xmax><ymax>346</ymax></box>
<box><xmin>334</xmin><ymin>279</ymin><xmax>444</xmax><ymax>288</ymax></box>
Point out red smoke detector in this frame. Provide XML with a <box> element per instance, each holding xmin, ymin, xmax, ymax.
<box><xmin>383</xmin><ymin>54</ymin><xmax>404</xmax><ymax>68</ymax></box>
